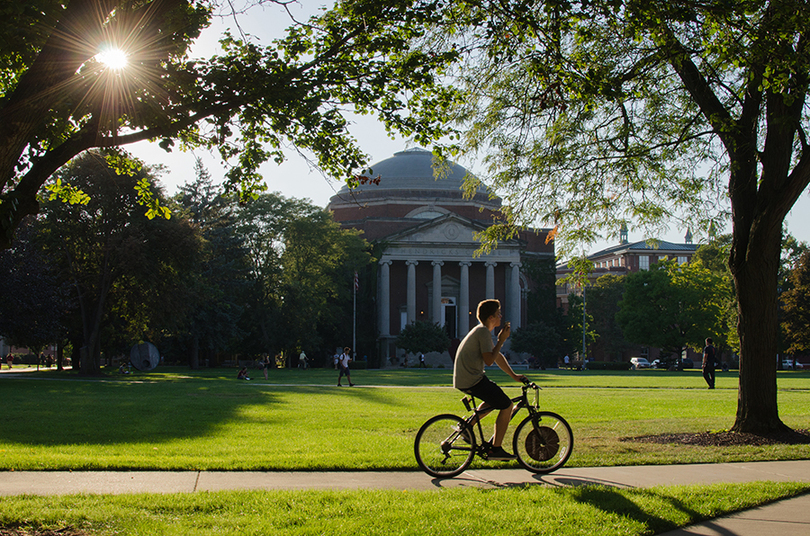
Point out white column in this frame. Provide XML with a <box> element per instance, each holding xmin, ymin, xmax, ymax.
<box><xmin>459</xmin><ymin>261</ymin><xmax>471</xmax><ymax>335</ymax></box>
<box><xmin>379</xmin><ymin>260</ymin><xmax>391</xmax><ymax>336</ymax></box>
<box><xmin>485</xmin><ymin>261</ymin><xmax>497</xmax><ymax>299</ymax></box>
<box><xmin>510</xmin><ymin>262</ymin><xmax>522</xmax><ymax>329</ymax></box>
<box><xmin>406</xmin><ymin>260</ymin><xmax>418</xmax><ymax>324</ymax></box>
<box><xmin>432</xmin><ymin>260</ymin><xmax>444</xmax><ymax>325</ymax></box>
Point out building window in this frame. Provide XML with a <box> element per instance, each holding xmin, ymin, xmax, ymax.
<box><xmin>678</xmin><ymin>256</ymin><xmax>687</xmax><ymax>265</ymax></box>
<box><xmin>639</xmin><ymin>255</ymin><xmax>650</xmax><ymax>270</ymax></box>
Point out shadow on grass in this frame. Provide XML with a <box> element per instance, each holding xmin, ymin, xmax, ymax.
<box><xmin>565</xmin><ymin>485</ymin><xmax>699</xmax><ymax>534</ymax></box>
<box><xmin>0</xmin><ymin>376</ymin><xmax>282</xmax><ymax>446</ymax></box>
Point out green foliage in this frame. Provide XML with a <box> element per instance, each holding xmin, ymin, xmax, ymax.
<box><xmin>565</xmin><ymin>292</ymin><xmax>597</xmax><ymax>356</ymax></box>
<box><xmin>691</xmin><ymin>238</ymin><xmax>737</xmax><ymax>354</ymax></box>
<box><xmin>781</xmin><ymin>251</ymin><xmax>810</xmax><ymax>354</ymax></box>
<box><xmin>510</xmin><ymin>321</ymin><xmax>564</xmax><ymax>368</ymax></box>
<box><xmin>395</xmin><ymin>321</ymin><xmax>450</xmax><ymax>356</ymax></box>
<box><xmin>0</xmin><ymin>219</ymin><xmax>71</xmax><ymax>350</ymax></box>
<box><xmin>36</xmin><ymin>151</ymin><xmax>203</xmax><ymax>372</ymax></box>
<box><xmin>0</xmin><ymin>0</ymin><xmax>460</xmax><ymax>249</ymax></box>
<box><xmin>586</xmin><ymin>274</ymin><xmax>633</xmax><ymax>360</ymax></box>
<box><xmin>233</xmin><ymin>192</ymin><xmax>373</xmax><ymax>361</ymax></box>
<box><xmin>617</xmin><ymin>260</ymin><xmax>725</xmax><ymax>356</ymax></box>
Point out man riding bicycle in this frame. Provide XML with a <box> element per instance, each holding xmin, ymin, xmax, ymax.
<box><xmin>453</xmin><ymin>299</ymin><xmax>526</xmax><ymax>460</ymax></box>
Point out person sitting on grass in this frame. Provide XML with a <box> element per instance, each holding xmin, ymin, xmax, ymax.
<box><xmin>237</xmin><ymin>367</ymin><xmax>250</xmax><ymax>381</ymax></box>
<box><xmin>453</xmin><ymin>299</ymin><xmax>526</xmax><ymax>460</ymax></box>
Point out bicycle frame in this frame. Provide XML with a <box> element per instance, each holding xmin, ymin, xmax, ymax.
<box><xmin>460</xmin><ymin>381</ymin><xmax>540</xmax><ymax>458</ymax></box>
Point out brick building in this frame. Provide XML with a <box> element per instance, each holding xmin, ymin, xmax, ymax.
<box><xmin>327</xmin><ymin>148</ymin><xmax>555</xmax><ymax>365</ymax></box>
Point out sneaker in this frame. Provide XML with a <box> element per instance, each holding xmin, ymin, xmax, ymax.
<box><xmin>486</xmin><ymin>446</ymin><xmax>516</xmax><ymax>461</ymax></box>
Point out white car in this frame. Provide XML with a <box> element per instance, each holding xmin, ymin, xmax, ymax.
<box><xmin>630</xmin><ymin>357</ymin><xmax>651</xmax><ymax>369</ymax></box>
<box><xmin>782</xmin><ymin>360</ymin><xmax>804</xmax><ymax>370</ymax></box>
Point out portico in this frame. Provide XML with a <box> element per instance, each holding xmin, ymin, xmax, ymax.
<box><xmin>327</xmin><ymin>148</ymin><xmax>554</xmax><ymax>366</ymax></box>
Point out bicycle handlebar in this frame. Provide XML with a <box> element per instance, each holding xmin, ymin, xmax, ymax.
<box><xmin>521</xmin><ymin>378</ymin><xmax>539</xmax><ymax>390</ymax></box>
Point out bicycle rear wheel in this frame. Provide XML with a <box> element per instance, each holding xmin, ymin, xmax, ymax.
<box><xmin>414</xmin><ymin>414</ymin><xmax>476</xmax><ymax>478</ymax></box>
<box><xmin>513</xmin><ymin>411</ymin><xmax>573</xmax><ymax>474</ymax></box>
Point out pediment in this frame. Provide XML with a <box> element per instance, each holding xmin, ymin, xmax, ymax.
<box><xmin>385</xmin><ymin>214</ymin><xmax>521</xmax><ymax>246</ymax></box>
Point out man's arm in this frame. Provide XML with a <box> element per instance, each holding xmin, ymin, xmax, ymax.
<box><xmin>494</xmin><ymin>352</ymin><xmax>527</xmax><ymax>383</ymax></box>
<box><xmin>482</xmin><ymin>322</ymin><xmax>510</xmax><ymax>366</ymax></box>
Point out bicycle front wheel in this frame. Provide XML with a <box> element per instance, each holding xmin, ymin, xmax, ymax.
<box><xmin>513</xmin><ymin>411</ymin><xmax>573</xmax><ymax>474</ymax></box>
<box><xmin>414</xmin><ymin>414</ymin><xmax>476</xmax><ymax>478</ymax></box>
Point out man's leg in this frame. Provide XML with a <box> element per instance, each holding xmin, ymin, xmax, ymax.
<box><xmin>703</xmin><ymin>368</ymin><xmax>712</xmax><ymax>388</ymax></box>
<box><xmin>492</xmin><ymin>402</ymin><xmax>514</xmax><ymax>448</ymax></box>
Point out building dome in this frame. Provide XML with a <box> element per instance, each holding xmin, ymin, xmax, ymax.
<box><xmin>329</xmin><ymin>148</ymin><xmax>497</xmax><ymax>207</ymax></box>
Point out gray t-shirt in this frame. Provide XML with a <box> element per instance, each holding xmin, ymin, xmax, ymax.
<box><xmin>453</xmin><ymin>324</ymin><xmax>494</xmax><ymax>390</ymax></box>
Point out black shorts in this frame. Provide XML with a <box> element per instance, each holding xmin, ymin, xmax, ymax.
<box><xmin>460</xmin><ymin>375</ymin><xmax>512</xmax><ymax>410</ymax></box>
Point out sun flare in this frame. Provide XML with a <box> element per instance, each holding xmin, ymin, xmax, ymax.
<box><xmin>96</xmin><ymin>47</ymin><xmax>128</xmax><ymax>70</ymax></box>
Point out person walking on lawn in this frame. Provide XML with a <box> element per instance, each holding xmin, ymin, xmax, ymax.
<box><xmin>337</xmin><ymin>347</ymin><xmax>354</xmax><ymax>387</ymax></box>
<box><xmin>453</xmin><ymin>299</ymin><xmax>526</xmax><ymax>460</ymax></box>
<box><xmin>702</xmin><ymin>337</ymin><xmax>718</xmax><ymax>389</ymax></box>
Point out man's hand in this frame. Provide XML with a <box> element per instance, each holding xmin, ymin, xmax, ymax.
<box><xmin>497</xmin><ymin>322</ymin><xmax>511</xmax><ymax>343</ymax></box>
<box><xmin>513</xmin><ymin>373</ymin><xmax>527</xmax><ymax>383</ymax></box>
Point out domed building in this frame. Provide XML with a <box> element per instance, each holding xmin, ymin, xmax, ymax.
<box><xmin>327</xmin><ymin>148</ymin><xmax>555</xmax><ymax>365</ymax></box>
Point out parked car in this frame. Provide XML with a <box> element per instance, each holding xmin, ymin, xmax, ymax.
<box><xmin>681</xmin><ymin>358</ymin><xmax>694</xmax><ymax>369</ymax></box>
<box><xmin>781</xmin><ymin>359</ymin><xmax>803</xmax><ymax>369</ymax></box>
<box><xmin>630</xmin><ymin>357</ymin><xmax>651</xmax><ymax>369</ymax></box>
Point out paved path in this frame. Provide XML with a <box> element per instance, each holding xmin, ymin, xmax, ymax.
<box><xmin>2</xmin><ymin>461</ymin><xmax>809</xmax><ymax>535</ymax></box>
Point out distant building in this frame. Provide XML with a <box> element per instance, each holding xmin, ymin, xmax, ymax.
<box><xmin>555</xmin><ymin>228</ymin><xmax>700</xmax><ymax>365</ymax></box>
<box><xmin>556</xmin><ymin>226</ymin><xmax>699</xmax><ymax>310</ymax></box>
<box><xmin>327</xmin><ymin>148</ymin><xmax>556</xmax><ymax>365</ymax></box>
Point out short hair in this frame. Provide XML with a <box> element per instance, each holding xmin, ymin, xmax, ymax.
<box><xmin>705</xmin><ymin>337</ymin><xmax>713</xmax><ymax>345</ymax></box>
<box><xmin>344</xmin><ymin>347</ymin><xmax>351</xmax><ymax>353</ymax></box>
<box><xmin>477</xmin><ymin>299</ymin><xmax>501</xmax><ymax>324</ymax></box>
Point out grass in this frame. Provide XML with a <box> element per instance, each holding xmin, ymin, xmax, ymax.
<box><xmin>1</xmin><ymin>367</ymin><xmax>809</xmax><ymax>535</ymax></box>
<box><xmin>0</xmin><ymin>482</ymin><xmax>808</xmax><ymax>536</ymax></box>
<box><xmin>1</xmin><ymin>366</ymin><xmax>808</xmax><ymax>471</ymax></box>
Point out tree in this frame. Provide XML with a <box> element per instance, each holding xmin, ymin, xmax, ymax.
<box><xmin>564</xmin><ymin>292</ymin><xmax>596</xmax><ymax>359</ymax></box>
<box><xmin>0</xmin><ymin>219</ymin><xmax>72</xmax><ymax>352</ymax></box>
<box><xmin>233</xmin><ymin>192</ymin><xmax>371</xmax><ymax>363</ymax></box>
<box><xmin>781</xmin><ymin>251</ymin><xmax>810</xmax><ymax>355</ymax></box>
<box><xmin>173</xmin><ymin>160</ymin><xmax>248</xmax><ymax>369</ymax></box>
<box><xmin>617</xmin><ymin>260</ymin><xmax>724</xmax><ymax>360</ymax></box>
<box><xmin>395</xmin><ymin>321</ymin><xmax>450</xmax><ymax>358</ymax></box>
<box><xmin>586</xmin><ymin>274</ymin><xmax>633</xmax><ymax>361</ymax></box>
<box><xmin>415</xmin><ymin>0</ymin><xmax>810</xmax><ymax>433</ymax></box>
<box><xmin>0</xmin><ymin>0</ymin><xmax>457</xmax><ymax>249</ymax></box>
<box><xmin>510</xmin><ymin>321</ymin><xmax>563</xmax><ymax>368</ymax></box>
<box><xmin>37</xmin><ymin>150</ymin><xmax>201</xmax><ymax>373</ymax></box>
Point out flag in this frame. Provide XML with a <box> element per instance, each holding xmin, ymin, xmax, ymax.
<box><xmin>354</xmin><ymin>271</ymin><xmax>359</xmax><ymax>292</ymax></box>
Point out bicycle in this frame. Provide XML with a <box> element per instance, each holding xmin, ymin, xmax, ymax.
<box><xmin>414</xmin><ymin>379</ymin><xmax>573</xmax><ymax>478</ymax></box>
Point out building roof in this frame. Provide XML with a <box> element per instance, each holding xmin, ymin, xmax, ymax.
<box><xmin>327</xmin><ymin>148</ymin><xmax>497</xmax><ymax>208</ymax></box>
<box><xmin>588</xmin><ymin>239</ymin><xmax>698</xmax><ymax>260</ymax></box>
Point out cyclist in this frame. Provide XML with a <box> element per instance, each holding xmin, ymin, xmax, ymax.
<box><xmin>453</xmin><ymin>299</ymin><xmax>526</xmax><ymax>460</ymax></box>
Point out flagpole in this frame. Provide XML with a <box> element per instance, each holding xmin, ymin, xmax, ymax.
<box><xmin>353</xmin><ymin>271</ymin><xmax>357</xmax><ymax>360</ymax></box>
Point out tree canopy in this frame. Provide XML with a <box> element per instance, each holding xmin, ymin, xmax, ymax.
<box><xmin>395</xmin><ymin>321</ymin><xmax>450</xmax><ymax>357</ymax></box>
<box><xmin>0</xmin><ymin>0</ymin><xmax>457</xmax><ymax>249</ymax></box>
<box><xmin>409</xmin><ymin>0</ymin><xmax>810</xmax><ymax>433</ymax></box>
<box><xmin>617</xmin><ymin>260</ymin><xmax>724</xmax><ymax>358</ymax></box>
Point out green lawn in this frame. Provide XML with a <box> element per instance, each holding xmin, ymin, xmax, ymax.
<box><xmin>1</xmin><ymin>482</ymin><xmax>808</xmax><ymax>536</ymax></box>
<box><xmin>1</xmin><ymin>366</ymin><xmax>808</xmax><ymax>471</ymax></box>
<box><xmin>2</xmin><ymin>367</ymin><xmax>809</xmax><ymax>536</ymax></box>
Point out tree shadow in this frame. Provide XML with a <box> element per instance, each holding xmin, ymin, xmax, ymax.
<box><xmin>0</xmin><ymin>376</ymin><xmax>282</xmax><ymax>446</ymax></box>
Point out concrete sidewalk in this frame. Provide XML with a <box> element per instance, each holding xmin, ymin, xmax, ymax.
<box><xmin>1</xmin><ymin>461</ymin><xmax>809</xmax><ymax>535</ymax></box>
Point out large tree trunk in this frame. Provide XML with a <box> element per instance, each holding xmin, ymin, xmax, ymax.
<box><xmin>730</xmin><ymin>217</ymin><xmax>790</xmax><ymax>434</ymax></box>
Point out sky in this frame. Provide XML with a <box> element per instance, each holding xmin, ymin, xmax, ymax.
<box><xmin>126</xmin><ymin>1</ymin><xmax>810</xmax><ymax>256</ymax></box>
